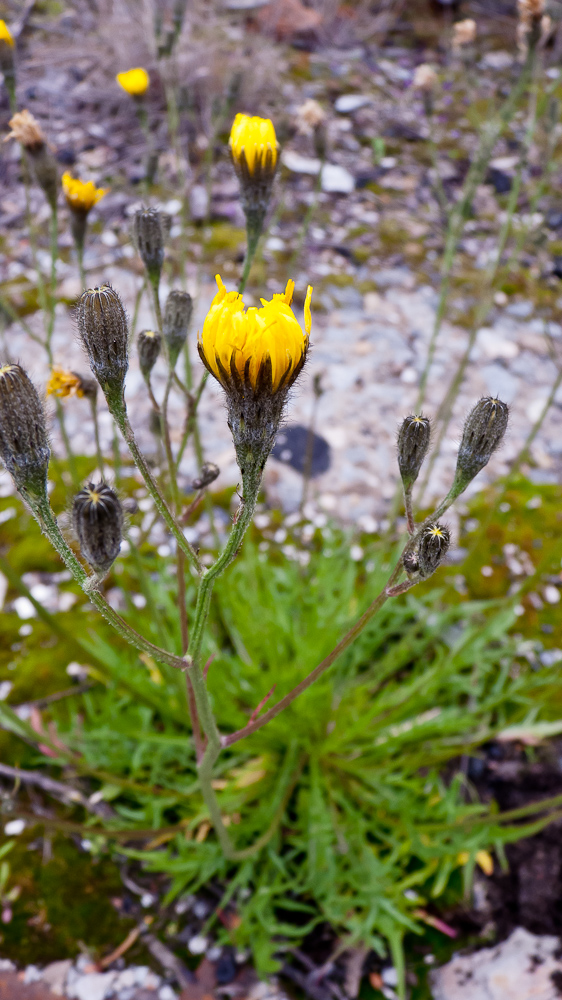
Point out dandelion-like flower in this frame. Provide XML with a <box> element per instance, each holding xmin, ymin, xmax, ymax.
<box><xmin>230</xmin><ymin>114</ymin><xmax>278</xmax><ymax>178</ymax></box>
<box><xmin>46</xmin><ymin>367</ymin><xmax>97</xmax><ymax>400</ymax></box>
<box><xmin>198</xmin><ymin>275</ymin><xmax>312</xmax><ymax>473</ymax></box>
<box><xmin>199</xmin><ymin>275</ymin><xmax>311</xmax><ymax>395</ymax></box>
<box><xmin>0</xmin><ymin>20</ymin><xmax>14</xmax><ymax>47</ymax></box>
<box><xmin>62</xmin><ymin>173</ymin><xmax>107</xmax><ymax>214</ymax></box>
<box><xmin>116</xmin><ymin>67</ymin><xmax>150</xmax><ymax>97</ymax></box>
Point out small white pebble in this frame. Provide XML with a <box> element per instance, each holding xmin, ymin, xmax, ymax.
<box><xmin>132</xmin><ymin>594</ymin><xmax>147</xmax><ymax>609</ymax></box>
<box><xmin>527</xmin><ymin>496</ymin><xmax>542</xmax><ymax>509</ymax></box>
<box><xmin>350</xmin><ymin>545</ymin><xmax>364</xmax><ymax>562</ymax></box>
<box><xmin>254</xmin><ymin>514</ymin><xmax>270</xmax><ymax>530</ymax></box>
<box><xmin>544</xmin><ymin>585</ymin><xmax>560</xmax><ymax>605</ymax></box>
<box><xmin>313</xmin><ymin>513</ymin><xmax>328</xmax><ymax>529</ymax></box>
<box><xmin>514</xmin><ymin>604</ymin><xmax>525</xmax><ymax>616</ymax></box>
<box><xmin>19</xmin><ymin>623</ymin><xmax>32</xmax><ymax>637</ymax></box>
<box><xmin>498</xmin><ymin>502</ymin><xmax>511</xmax><ymax>513</ymax></box>
<box><xmin>13</xmin><ymin>597</ymin><xmax>36</xmax><ymax>620</ymax></box>
<box><xmin>274</xmin><ymin>528</ymin><xmax>287</xmax><ymax>544</ymax></box>
<box><xmin>157</xmin><ymin>544</ymin><xmax>171</xmax><ymax>558</ymax></box>
<box><xmin>424</xmin><ymin>954</ymin><xmax>436</xmax><ymax>965</ymax></box>
<box><xmin>0</xmin><ymin>681</ymin><xmax>12</xmax><ymax>700</ymax></box>
<box><xmin>207</xmin><ymin>946</ymin><xmax>222</xmax><ymax>961</ymax></box>
<box><xmin>481</xmin><ymin>566</ymin><xmax>493</xmax><ymax>577</ymax></box>
<box><xmin>159</xmin><ymin>987</ymin><xmax>178</xmax><ymax>1000</ymax></box>
<box><xmin>382</xmin><ymin>967</ymin><xmax>398</xmax><ymax>986</ymax></box>
<box><xmin>188</xmin><ymin>935</ymin><xmax>208</xmax><ymax>955</ymax></box>
<box><xmin>23</xmin><ymin>966</ymin><xmax>43</xmax><ymax>984</ymax></box>
<box><xmin>141</xmin><ymin>893</ymin><xmax>155</xmax><ymax>908</ymax></box>
<box><xmin>4</xmin><ymin>819</ymin><xmax>25</xmax><ymax>836</ymax></box>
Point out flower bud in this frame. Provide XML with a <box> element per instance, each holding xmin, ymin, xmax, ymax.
<box><xmin>163</xmin><ymin>290</ymin><xmax>192</xmax><ymax>367</ymax></box>
<box><xmin>192</xmin><ymin>462</ymin><xmax>220</xmax><ymax>490</ymax></box>
<box><xmin>77</xmin><ymin>284</ymin><xmax>129</xmax><ymax>405</ymax></box>
<box><xmin>397</xmin><ymin>415</ymin><xmax>431</xmax><ymax>490</ymax></box>
<box><xmin>132</xmin><ymin>208</ymin><xmax>167</xmax><ymax>283</ymax></box>
<box><xmin>137</xmin><ymin>329</ymin><xmax>161</xmax><ymax>380</ymax></box>
<box><xmin>418</xmin><ymin>523</ymin><xmax>450</xmax><ymax>579</ymax></box>
<box><xmin>0</xmin><ymin>20</ymin><xmax>15</xmax><ymax>93</ymax></box>
<box><xmin>0</xmin><ymin>364</ymin><xmax>50</xmax><ymax>497</ymax></box>
<box><xmin>455</xmin><ymin>397</ymin><xmax>509</xmax><ymax>487</ymax></box>
<box><xmin>72</xmin><ymin>482</ymin><xmax>123</xmax><ymax>575</ymax></box>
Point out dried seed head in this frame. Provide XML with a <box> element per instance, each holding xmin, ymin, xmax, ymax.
<box><xmin>456</xmin><ymin>396</ymin><xmax>509</xmax><ymax>486</ymax></box>
<box><xmin>452</xmin><ymin>18</ymin><xmax>477</xmax><ymax>49</ymax></box>
<box><xmin>397</xmin><ymin>414</ymin><xmax>431</xmax><ymax>490</ymax></box>
<box><xmin>6</xmin><ymin>109</ymin><xmax>44</xmax><ymax>150</ymax></box>
<box><xmin>418</xmin><ymin>523</ymin><xmax>450</xmax><ymax>579</ymax></box>
<box><xmin>6</xmin><ymin>110</ymin><xmax>58</xmax><ymax>209</ymax></box>
<box><xmin>132</xmin><ymin>208</ymin><xmax>167</xmax><ymax>283</ymax></box>
<box><xmin>77</xmin><ymin>284</ymin><xmax>129</xmax><ymax>404</ymax></box>
<box><xmin>192</xmin><ymin>462</ymin><xmax>220</xmax><ymax>490</ymax></box>
<box><xmin>163</xmin><ymin>290</ymin><xmax>192</xmax><ymax>367</ymax></box>
<box><xmin>0</xmin><ymin>363</ymin><xmax>50</xmax><ymax>497</ymax></box>
<box><xmin>72</xmin><ymin>482</ymin><xmax>123</xmax><ymax>575</ymax></box>
<box><xmin>137</xmin><ymin>329</ymin><xmax>161</xmax><ymax>380</ymax></box>
<box><xmin>412</xmin><ymin>64</ymin><xmax>438</xmax><ymax>93</ymax></box>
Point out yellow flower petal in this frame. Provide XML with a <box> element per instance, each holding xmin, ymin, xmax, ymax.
<box><xmin>199</xmin><ymin>275</ymin><xmax>311</xmax><ymax>394</ymax></box>
<box><xmin>46</xmin><ymin>367</ymin><xmax>84</xmax><ymax>398</ymax></box>
<box><xmin>0</xmin><ymin>20</ymin><xmax>14</xmax><ymax>47</ymax></box>
<box><xmin>229</xmin><ymin>113</ymin><xmax>278</xmax><ymax>176</ymax></box>
<box><xmin>116</xmin><ymin>67</ymin><xmax>149</xmax><ymax>97</ymax></box>
<box><xmin>62</xmin><ymin>172</ymin><xmax>107</xmax><ymax>213</ymax></box>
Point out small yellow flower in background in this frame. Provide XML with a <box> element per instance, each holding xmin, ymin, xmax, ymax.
<box><xmin>116</xmin><ymin>67</ymin><xmax>150</xmax><ymax>97</ymax></box>
<box><xmin>5</xmin><ymin>109</ymin><xmax>45</xmax><ymax>150</ymax></box>
<box><xmin>229</xmin><ymin>113</ymin><xmax>278</xmax><ymax>178</ymax></box>
<box><xmin>458</xmin><ymin>849</ymin><xmax>494</xmax><ymax>876</ymax></box>
<box><xmin>0</xmin><ymin>20</ymin><xmax>14</xmax><ymax>47</ymax></box>
<box><xmin>62</xmin><ymin>172</ymin><xmax>107</xmax><ymax>214</ymax></box>
<box><xmin>47</xmin><ymin>367</ymin><xmax>91</xmax><ymax>399</ymax></box>
<box><xmin>198</xmin><ymin>275</ymin><xmax>312</xmax><ymax>395</ymax></box>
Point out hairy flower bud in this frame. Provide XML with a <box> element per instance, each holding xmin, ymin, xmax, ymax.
<box><xmin>455</xmin><ymin>397</ymin><xmax>509</xmax><ymax>487</ymax></box>
<box><xmin>192</xmin><ymin>462</ymin><xmax>220</xmax><ymax>490</ymax></box>
<box><xmin>138</xmin><ymin>329</ymin><xmax>161</xmax><ymax>380</ymax></box>
<box><xmin>132</xmin><ymin>208</ymin><xmax>167</xmax><ymax>283</ymax></box>
<box><xmin>0</xmin><ymin>364</ymin><xmax>50</xmax><ymax>497</ymax></box>
<box><xmin>72</xmin><ymin>482</ymin><xmax>123</xmax><ymax>575</ymax></box>
<box><xmin>397</xmin><ymin>414</ymin><xmax>431</xmax><ymax>490</ymax></box>
<box><xmin>418</xmin><ymin>523</ymin><xmax>450</xmax><ymax>579</ymax></box>
<box><xmin>77</xmin><ymin>285</ymin><xmax>129</xmax><ymax>405</ymax></box>
<box><xmin>163</xmin><ymin>290</ymin><xmax>192</xmax><ymax>367</ymax></box>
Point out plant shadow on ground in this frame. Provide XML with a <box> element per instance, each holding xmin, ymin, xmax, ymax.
<box><xmin>1</xmin><ymin>473</ymin><xmax>562</xmax><ymax>997</ymax></box>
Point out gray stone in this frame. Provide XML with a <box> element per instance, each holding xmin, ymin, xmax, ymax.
<box><xmin>41</xmin><ymin>959</ymin><xmax>72</xmax><ymax>995</ymax></box>
<box><xmin>430</xmin><ymin>927</ymin><xmax>562</xmax><ymax>1000</ymax></box>
<box><xmin>334</xmin><ymin>94</ymin><xmax>372</xmax><ymax>113</ymax></box>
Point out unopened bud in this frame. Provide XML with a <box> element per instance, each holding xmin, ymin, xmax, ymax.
<box><xmin>77</xmin><ymin>285</ymin><xmax>129</xmax><ymax>405</ymax></box>
<box><xmin>163</xmin><ymin>290</ymin><xmax>192</xmax><ymax>367</ymax></box>
<box><xmin>138</xmin><ymin>329</ymin><xmax>161</xmax><ymax>380</ymax></box>
<box><xmin>0</xmin><ymin>364</ymin><xmax>50</xmax><ymax>497</ymax></box>
<box><xmin>132</xmin><ymin>208</ymin><xmax>168</xmax><ymax>283</ymax></box>
<box><xmin>192</xmin><ymin>462</ymin><xmax>220</xmax><ymax>490</ymax></box>
<box><xmin>397</xmin><ymin>414</ymin><xmax>431</xmax><ymax>490</ymax></box>
<box><xmin>72</xmin><ymin>482</ymin><xmax>123</xmax><ymax>575</ymax></box>
<box><xmin>418</xmin><ymin>523</ymin><xmax>450</xmax><ymax>579</ymax></box>
<box><xmin>455</xmin><ymin>397</ymin><xmax>509</xmax><ymax>487</ymax></box>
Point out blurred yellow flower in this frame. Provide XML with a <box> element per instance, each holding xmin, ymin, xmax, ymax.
<box><xmin>116</xmin><ymin>67</ymin><xmax>150</xmax><ymax>97</ymax></box>
<box><xmin>47</xmin><ymin>367</ymin><xmax>86</xmax><ymax>398</ymax></box>
<box><xmin>229</xmin><ymin>114</ymin><xmax>278</xmax><ymax>177</ymax></box>
<box><xmin>62</xmin><ymin>172</ymin><xmax>107</xmax><ymax>213</ymax></box>
<box><xmin>0</xmin><ymin>20</ymin><xmax>14</xmax><ymax>47</ymax></box>
<box><xmin>198</xmin><ymin>275</ymin><xmax>312</xmax><ymax>394</ymax></box>
<box><xmin>458</xmin><ymin>849</ymin><xmax>494</xmax><ymax>876</ymax></box>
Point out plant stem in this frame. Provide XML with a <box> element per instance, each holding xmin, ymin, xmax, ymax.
<box><xmin>111</xmin><ymin>405</ymin><xmax>202</xmax><ymax>574</ymax></box>
<box><xmin>90</xmin><ymin>397</ymin><xmax>105</xmax><ymax>478</ymax></box>
<box><xmin>27</xmin><ymin>493</ymin><xmax>187</xmax><ymax>671</ymax></box>
<box><xmin>238</xmin><ymin>226</ymin><xmax>260</xmax><ymax>295</ymax></box>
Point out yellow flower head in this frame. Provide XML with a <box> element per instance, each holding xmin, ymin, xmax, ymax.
<box><xmin>116</xmin><ymin>67</ymin><xmax>150</xmax><ymax>97</ymax></box>
<box><xmin>62</xmin><ymin>172</ymin><xmax>107</xmax><ymax>214</ymax></box>
<box><xmin>199</xmin><ymin>275</ymin><xmax>312</xmax><ymax>395</ymax></box>
<box><xmin>47</xmin><ymin>367</ymin><xmax>89</xmax><ymax>399</ymax></box>
<box><xmin>229</xmin><ymin>114</ymin><xmax>278</xmax><ymax>178</ymax></box>
<box><xmin>0</xmin><ymin>20</ymin><xmax>14</xmax><ymax>47</ymax></box>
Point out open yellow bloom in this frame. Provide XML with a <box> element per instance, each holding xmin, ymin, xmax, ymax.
<box><xmin>229</xmin><ymin>114</ymin><xmax>278</xmax><ymax>177</ymax></box>
<box><xmin>116</xmin><ymin>67</ymin><xmax>150</xmax><ymax>97</ymax></box>
<box><xmin>47</xmin><ymin>367</ymin><xmax>87</xmax><ymax>399</ymax></box>
<box><xmin>199</xmin><ymin>275</ymin><xmax>312</xmax><ymax>394</ymax></box>
<box><xmin>62</xmin><ymin>172</ymin><xmax>107</xmax><ymax>214</ymax></box>
<box><xmin>0</xmin><ymin>20</ymin><xmax>14</xmax><ymax>46</ymax></box>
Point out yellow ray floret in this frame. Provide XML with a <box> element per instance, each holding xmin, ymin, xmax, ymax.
<box><xmin>229</xmin><ymin>114</ymin><xmax>278</xmax><ymax>176</ymax></box>
<box><xmin>46</xmin><ymin>367</ymin><xmax>85</xmax><ymax>398</ymax></box>
<box><xmin>0</xmin><ymin>20</ymin><xmax>14</xmax><ymax>46</ymax></box>
<box><xmin>62</xmin><ymin>172</ymin><xmax>107</xmax><ymax>213</ymax></box>
<box><xmin>199</xmin><ymin>275</ymin><xmax>312</xmax><ymax>393</ymax></box>
<box><xmin>116</xmin><ymin>67</ymin><xmax>150</xmax><ymax>97</ymax></box>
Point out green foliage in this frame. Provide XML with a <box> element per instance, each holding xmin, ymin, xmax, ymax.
<box><xmin>2</xmin><ymin>484</ymin><xmax>561</xmax><ymax>980</ymax></box>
